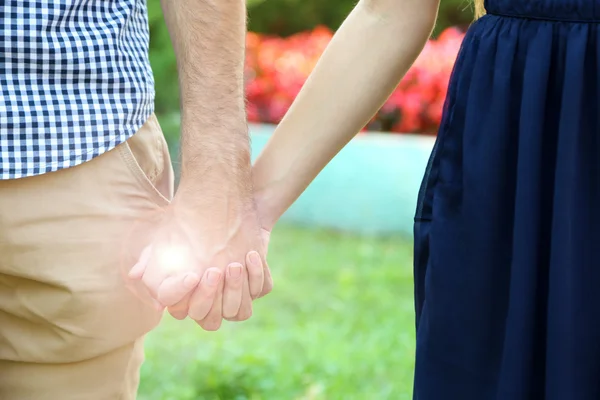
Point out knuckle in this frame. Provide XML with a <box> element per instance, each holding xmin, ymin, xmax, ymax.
<box><xmin>236</xmin><ymin>310</ymin><xmax>251</xmax><ymax>321</ymax></box>
<box><xmin>201</xmin><ymin>289</ymin><xmax>216</xmax><ymax>300</ymax></box>
<box><xmin>157</xmin><ymin>293</ymin><xmax>176</xmax><ymax>307</ymax></box>
<box><xmin>226</xmin><ymin>278</ymin><xmax>243</xmax><ymax>289</ymax></box>
<box><xmin>249</xmin><ymin>272</ymin><xmax>263</xmax><ymax>282</ymax></box>
<box><xmin>199</xmin><ymin>319</ymin><xmax>222</xmax><ymax>331</ymax></box>
<box><xmin>261</xmin><ymin>284</ymin><xmax>273</xmax><ymax>297</ymax></box>
<box><xmin>169</xmin><ymin>310</ymin><xmax>187</xmax><ymax>320</ymax></box>
<box><xmin>188</xmin><ymin>309</ymin><xmax>207</xmax><ymax>321</ymax></box>
<box><xmin>222</xmin><ymin>305</ymin><xmax>238</xmax><ymax>319</ymax></box>
<box><xmin>200</xmin><ymin>284</ymin><xmax>217</xmax><ymax>296</ymax></box>
<box><xmin>248</xmin><ymin>265</ymin><xmax>263</xmax><ymax>276</ymax></box>
<box><xmin>236</xmin><ymin>305</ymin><xmax>253</xmax><ymax>321</ymax></box>
<box><xmin>187</xmin><ymin>303</ymin><xmax>206</xmax><ymax>320</ymax></box>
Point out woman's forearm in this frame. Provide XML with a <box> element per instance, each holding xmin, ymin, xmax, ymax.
<box><xmin>252</xmin><ymin>0</ymin><xmax>440</xmax><ymax>228</ymax></box>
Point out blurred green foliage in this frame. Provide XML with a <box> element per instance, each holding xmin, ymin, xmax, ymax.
<box><xmin>246</xmin><ymin>0</ymin><xmax>474</xmax><ymax>37</ymax></box>
<box><xmin>148</xmin><ymin>0</ymin><xmax>475</xmax><ymax>138</ymax></box>
<box><xmin>147</xmin><ymin>0</ymin><xmax>177</xmax><ymax>117</ymax></box>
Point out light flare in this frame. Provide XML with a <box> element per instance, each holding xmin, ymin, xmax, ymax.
<box><xmin>155</xmin><ymin>244</ymin><xmax>191</xmax><ymax>275</ymax></box>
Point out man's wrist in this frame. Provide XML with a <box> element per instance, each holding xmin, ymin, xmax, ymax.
<box><xmin>180</xmin><ymin>146</ymin><xmax>252</xmax><ymax>182</ymax></box>
<box><xmin>178</xmin><ymin>164</ymin><xmax>253</xmax><ymax>203</ymax></box>
<box><xmin>179</xmin><ymin>120</ymin><xmax>252</xmax><ymax>188</ymax></box>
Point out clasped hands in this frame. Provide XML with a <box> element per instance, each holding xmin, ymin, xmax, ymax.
<box><xmin>128</xmin><ymin>190</ymin><xmax>273</xmax><ymax>331</ymax></box>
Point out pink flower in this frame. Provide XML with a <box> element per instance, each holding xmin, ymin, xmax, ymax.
<box><xmin>244</xmin><ymin>26</ymin><xmax>465</xmax><ymax>134</ymax></box>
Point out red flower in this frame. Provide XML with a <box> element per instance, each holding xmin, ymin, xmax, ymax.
<box><xmin>244</xmin><ymin>26</ymin><xmax>465</xmax><ymax>134</ymax></box>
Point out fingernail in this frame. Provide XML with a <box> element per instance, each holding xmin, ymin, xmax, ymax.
<box><xmin>207</xmin><ymin>270</ymin><xmax>221</xmax><ymax>286</ymax></box>
<box><xmin>249</xmin><ymin>251</ymin><xmax>261</xmax><ymax>266</ymax></box>
<box><xmin>183</xmin><ymin>273</ymin><xmax>200</xmax><ymax>289</ymax></box>
<box><xmin>229</xmin><ymin>263</ymin><xmax>243</xmax><ymax>279</ymax></box>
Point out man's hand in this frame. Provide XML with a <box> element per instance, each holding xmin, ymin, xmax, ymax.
<box><xmin>128</xmin><ymin>192</ymin><xmax>273</xmax><ymax>330</ymax></box>
<box><xmin>138</xmin><ymin>0</ymin><xmax>275</xmax><ymax>330</ymax></box>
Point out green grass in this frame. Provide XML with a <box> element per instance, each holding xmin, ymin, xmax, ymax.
<box><xmin>138</xmin><ymin>225</ymin><xmax>416</xmax><ymax>400</ymax></box>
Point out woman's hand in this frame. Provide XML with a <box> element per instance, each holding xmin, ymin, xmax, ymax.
<box><xmin>128</xmin><ymin>188</ymin><xmax>272</xmax><ymax>331</ymax></box>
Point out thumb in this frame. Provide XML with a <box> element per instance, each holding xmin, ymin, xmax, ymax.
<box><xmin>157</xmin><ymin>272</ymin><xmax>200</xmax><ymax>306</ymax></box>
<box><xmin>129</xmin><ymin>245</ymin><xmax>152</xmax><ymax>280</ymax></box>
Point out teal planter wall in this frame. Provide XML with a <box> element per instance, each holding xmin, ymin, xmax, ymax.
<box><xmin>166</xmin><ymin>122</ymin><xmax>435</xmax><ymax>237</ymax></box>
<box><xmin>249</xmin><ymin>124</ymin><xmax>435</xmax><ymax>237</ymax></box>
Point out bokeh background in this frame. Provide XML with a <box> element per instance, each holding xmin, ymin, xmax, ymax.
<box><xmin>140</xmin><ymin>1</ymin><xmax>474</xmax><ymax>399</ymax></box>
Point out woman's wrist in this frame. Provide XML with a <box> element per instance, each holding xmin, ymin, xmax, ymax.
<box><xmin>252</xmin><ymin>183</ymin><xmax>282</xmax><ymax>232</ymax></box>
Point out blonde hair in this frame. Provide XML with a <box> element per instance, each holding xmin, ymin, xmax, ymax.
<box><xmin>474</xmin><ymin>0</ymin><xmax>485</xmax><ymax>18</ymax></box>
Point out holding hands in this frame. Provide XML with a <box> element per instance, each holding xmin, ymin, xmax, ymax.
<box><xmin>129</xmin><ymin>184</ymin><xmax>273</xmax><ymax>331</ymax></box>
<box><xmin>150</xmin><ymin>0</ymin><xmax>429</xmax><ymax>330</ymax></box>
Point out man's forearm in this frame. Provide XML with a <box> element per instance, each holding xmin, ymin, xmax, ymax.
<box><xmin>161</xmin><ymin>0</ymin><xmax>251</xmax><ymax>200</ymax></box>
<box><xmin>252</xmin><ymin>0</ymin><xmax>439</xmax><ymax>229</ymax></box>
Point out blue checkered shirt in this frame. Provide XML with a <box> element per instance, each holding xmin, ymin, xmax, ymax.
<box><xmin>0</xmin><ymin>0</ymin><xmax>155</xmax><ymax>179</ymax></box>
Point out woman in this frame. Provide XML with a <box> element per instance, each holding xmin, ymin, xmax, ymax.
<box><xmin>252</xmin><ymin>0</ymin><xmax>597</xmax><ymax>398</ymax></box>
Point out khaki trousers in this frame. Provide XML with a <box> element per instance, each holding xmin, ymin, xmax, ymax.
<box><xmin>0</xmin><ymin>115</ymin><xmax>174</xmax><ymax>399</ymax></box>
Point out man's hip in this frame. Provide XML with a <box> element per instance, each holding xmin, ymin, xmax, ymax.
<box><xmin>0</xmin><ymin>114</ymin><xmax>173</xmax><ymax>399</ymax></box>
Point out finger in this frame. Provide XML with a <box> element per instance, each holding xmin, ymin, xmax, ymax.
<box><xmin>222</xmin><ymin>263</ymin><xmax>244</xmax><ymax>319</ymax></box>
<box><xmin>140</xmin><ymin>284</ymin><xmax>165</xmax><ymax>312</ymax></box>
<box><xmin>145</xmin><ymin>243</ymin><xmax>197</xmax><ymax>303</ymax></box>
<box><xmin>188</xmin><ymin>268</ymin><xmax>222</xmax><ymax>321</ymax></box>
<box><xmin>129</xmin><ymin>245</ymin><xmax>152</xmax><ymax>280</ymax></box>
<box><xmin>227</xmin><ymin>273</ymin><xmax>253</xmax><ymax>321</ymax></box>
<box><xmin>136</xmin><ymin>248</ymin><xmax>172</xmax><ymax>305</ymax></box>
<box><xmin>258</xmin><ymin>261</ymin><xmax>274</xmax><ymax>298</ymax></box>
<box><xmin>246</xmin><ymin>251</ymin><xmax>264</xmax><ymax>299</ymax></box>
<box><xmin>196</xmin><ymin>278</ymin><xmax>224</xmax><ymax>331</ymax></box>
<box><xmin>127</xmin><ymin>245</ymin><xmax>164</xmax><ymax>310</ymax></box>
<box><xmin>141</xmin><ymin>261</ymin><xmax>167</xmax><ymax>300</ymax></box>
<box><xmin>157</xmin><ymin>272</ymin><xmax>200</xmax><ymax>307</ymax></box>
<box><xmin>167</xmin><ymin>292</ymin><xmax>192</xmax><ymax>320</ymax></box>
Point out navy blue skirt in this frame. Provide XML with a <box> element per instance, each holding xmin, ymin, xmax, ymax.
<box><xmin>413</xmin><ymin>1</ymin><xmax>600</xmax><ymax>399</ymax></box>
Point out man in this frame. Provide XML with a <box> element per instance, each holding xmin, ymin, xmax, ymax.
<box><xmin>0</xmin><ymin>0</ymin><xmax>271</xmax><ymax>399</ymax></box>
